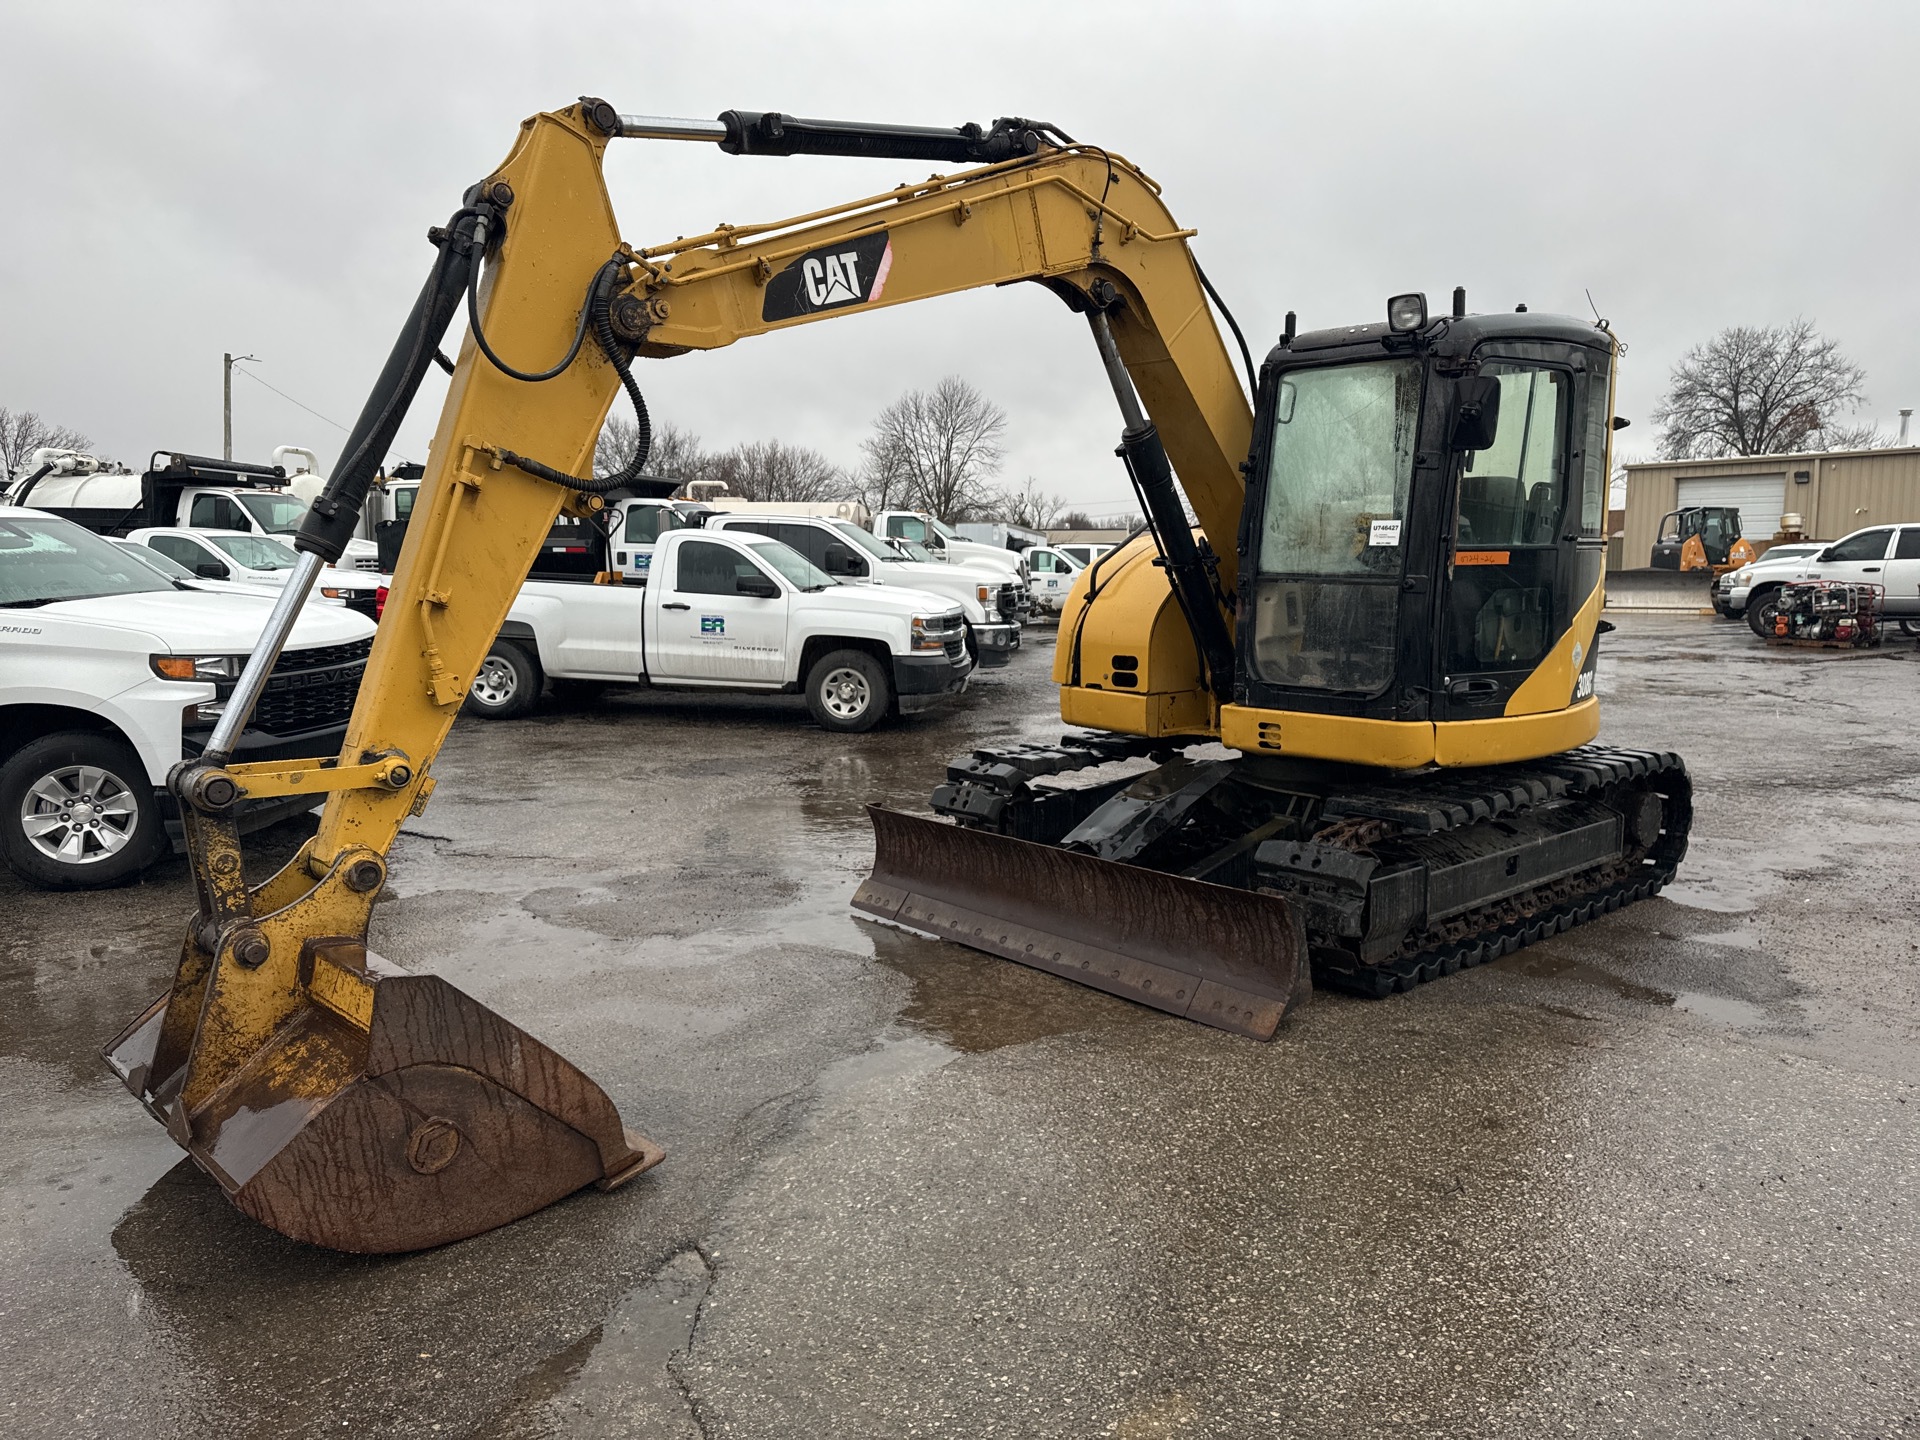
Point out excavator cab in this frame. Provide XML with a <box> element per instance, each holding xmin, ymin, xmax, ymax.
<box><xmin>1242</xmin><ymin>306</ymin><xmax>1613</xmax><ymax>733</ymax></box>
<box><xmin>1651</xmin><ymin>505</ymin><xmax>1755</xmax><ymax>574</ymax></box>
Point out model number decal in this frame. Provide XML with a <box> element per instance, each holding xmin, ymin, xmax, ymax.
<box><xmin>1574</xmin><ymin>670</ymin><xmax>1595</xmax><ymax>700</ymax></box>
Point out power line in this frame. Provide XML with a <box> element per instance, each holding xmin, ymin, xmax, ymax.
<box><xmin>230</xmin><ymin>363</ymin><xmax>350</xmax><ymax>432</ymax></box>
<box><xmin>231</xmin><ymin>362</ymin><xmax>415</xmax><ymax>465</ymax></box>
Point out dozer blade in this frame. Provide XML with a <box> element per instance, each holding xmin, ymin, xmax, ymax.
<box><xmin>853</xmin><ymin>806</ymin><xmax>1309</xmax><ymax>1040</ymax></box>
<box><xmin>104</xmin><ymin>944</ymin><xmax>662</xmax><ymax>1254</ymax></box>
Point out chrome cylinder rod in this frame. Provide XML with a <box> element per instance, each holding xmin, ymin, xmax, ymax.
<box><xmin>1088</xmin><ymin>309</ymin><xmax>1150</xmax><ymax>434</ymax></box>
<box><xmin>615</xmin><ymin>114</ymin><xmax>728</xmax><ymax>142</ymax></box>
<box><xmin>203</xmin><ymin>550</ymin><xmax>327</xmax><ymax>762</ymax></box>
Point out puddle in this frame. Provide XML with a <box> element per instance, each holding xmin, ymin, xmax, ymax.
<box><xmin>814</xmin><ymin>1031</ymin><xmax>956</xmax><ymax>1096</ymax></box>
<box><xmin>1671</xmin><ymin>991</ymin><xmax>1770</xmax><ymax>1027</ymax></box>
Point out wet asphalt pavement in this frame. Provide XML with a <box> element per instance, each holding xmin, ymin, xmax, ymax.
<box><xmin>4</xmin><ymin>613</ymin><xmax>1918</xmax><ymax>1439</ymax></box>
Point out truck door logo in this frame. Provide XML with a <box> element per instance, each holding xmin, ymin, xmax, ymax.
<box><xmin>701</xmin><ymin>615</ymin><xmax>725</xmax><ymax>635</ymax></box>
<box><xmin>762</xmin><ymin>231</ymin><xmax>892</xmax><ymax>322</ymax></box>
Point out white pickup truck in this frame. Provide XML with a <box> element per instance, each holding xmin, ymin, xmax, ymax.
<box><xmin>0</xmin><ymin>506</ymin><xmax>375</xmax><ymax>889</ymax></box>
<box><xmin>473</xmin><ymin>528</ymin><xmax>972</xmax><ymax>732</ymax></box>
<box><xmin>703</xmin><ymin>512</ymin><xmax>1022</xmax><ymax>666</ymax></box>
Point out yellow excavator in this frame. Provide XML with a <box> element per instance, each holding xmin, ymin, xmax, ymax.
<box><xmin>106</xmin><ymin>99</ymin><xmax>1691</xmax><ymax>1253</ymax></box>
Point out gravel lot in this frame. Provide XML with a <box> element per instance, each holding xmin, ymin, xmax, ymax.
<box><xmin>3</xmin><ymin>613</ymin><xmax>1917</xmax><ymax>1439</ymax></box>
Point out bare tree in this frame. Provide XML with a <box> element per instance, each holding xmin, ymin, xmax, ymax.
<box><xmin>0</xmin><ymin>408</ymin><xmax>93</xmax><ymax>479</ymax></box>
<box><xmin>859</xmin><ymin>376</ymin><xmax>1006</xmax><ymax>521</ymax></box>
<box><xmin>702</xmin><ymin>438</ymin><xmax>848</xmax><ymax>503</ymax></box>
<box><xmin>1057</xmin><ymin>510</ymin><xmax>1097</xmax><ymax>530</ymax></box>
<box><xmin>997</xmin><ymin>476</ymin><xmax>1069</xmax><ymax>530</ymax></box>
<box><xmin>594</xmin><ymin>418</ymin><xmax>708</xmax><ymax>483</ymax></box>
<box><xmin>1652</xmin><ymin>320</ymin><xmax>1867</xmax><ymax>459</ymax></box>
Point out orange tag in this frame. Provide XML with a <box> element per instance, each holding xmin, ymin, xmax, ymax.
<box><xmin>1456</xmin><ymin>550</ymin><xmax>1510</xmax><ymax>566</ymax></box>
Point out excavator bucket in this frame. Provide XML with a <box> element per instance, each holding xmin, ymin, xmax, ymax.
<box><xmin>853</xmin><ymin>806</ymin><xmax>1310</xmax><ymax>1040</ymax></box>
<box><xmin>104</xmin><ymin>942</ymin><xmax>661</xmax><ymax>1254</ymax></box>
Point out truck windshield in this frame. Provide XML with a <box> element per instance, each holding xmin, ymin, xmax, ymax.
<box><xmin>831</xmin><ymin>520</ymin><xmax>905</xmax><ymax>562</ymax></box>
<box><xmin>740</xmin><ymin>538</ymin><xmax>834</xmax><ymax>591</ymax></box>
<box><xmin>1251</xmin><ymin>357</ymin><xmax>1421</xmax><ymax>694</ymax></box>
<box><xmin>0</xmin><ymin>515</ymin><xmax>176</xmax><ymax>606</ymax></box>
<box><xmin>236</xmin><ymin>492</ymin><xmax>311</xmax><ymax>535</ymax></box>
<box><xmin>927</xmin><ymin>516</ymin><xmax>961</xmax><ymax>542</ymax></box>
<box><xmin>208</xmin><ymin>534</ymin><xmax>300</xmax><ymax>570</ymax></box>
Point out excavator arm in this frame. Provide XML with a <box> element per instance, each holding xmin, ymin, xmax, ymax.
<box><xmin>104</xmin><ymin>98</ymin><xmax>1259</xmax><ymax>1253</ymax></box>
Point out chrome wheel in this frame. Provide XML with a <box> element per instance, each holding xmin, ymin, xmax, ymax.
<box><xmin>820</xmin><ymin>666</ymin><xmax>872</xmax><ymax>721</ymax></box>
<box><xmin>20</xmin><ymin>764</ymin><xmax>140</xmax><ymax>864</ymax></box>
<box><xmin>471</xmin><ymin>654</ymin><xmax>520</xmax><ymax>707</ymax></box>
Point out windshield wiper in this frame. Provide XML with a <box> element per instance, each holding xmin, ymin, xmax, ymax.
<box><xmin>0</xmin><ymin>598</ymin><xmax>55</xmax><ymax>608</ymax></box>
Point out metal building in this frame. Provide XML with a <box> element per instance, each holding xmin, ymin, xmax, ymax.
<box><xmin>1619</xmin><ymin>445</ymin><xmax>1920</xmax><ymax>567</ymax></box>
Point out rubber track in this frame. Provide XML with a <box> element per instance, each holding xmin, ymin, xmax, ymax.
<box><xmin>1309</xmin><ymin>747</ymin><xmax>1692</xmax><ymax>998</ymax></box>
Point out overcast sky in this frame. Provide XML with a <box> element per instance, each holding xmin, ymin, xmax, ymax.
<box><xmin>5</xmin><ymin>1</ymin><xmax>1917</xmax><ymax>516</ymax></box>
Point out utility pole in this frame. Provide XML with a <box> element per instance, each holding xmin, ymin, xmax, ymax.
<box><xmin>223</xmin><ymin>352</ymin><xmax>257</xmax><ymax>460</ymax></box>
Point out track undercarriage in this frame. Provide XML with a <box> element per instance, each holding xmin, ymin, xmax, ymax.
<box><xmin>855</xmin><ymin>738</ymin><xmax>1691</xmax><ymax>1036</ymax></box>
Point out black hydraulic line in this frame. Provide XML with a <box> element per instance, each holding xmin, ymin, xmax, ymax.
<box><xmin>465</xmin><ymin>256</ymin><xmax>596</xmax><ymax>383</ymax></box>
<box><xmin>7</xmin><ymin>463</ymin><xmax>55</xmax><ymax>507</ymax></box>
<box><xmin>1117</xmin><ymin>426</ymin><xmax>1237</xmax><ymax>693</ymax></box>
<box><xmin>293</xmin><ymin>207</ymin><xmax>485</xmax><ymax>564</ymax></box>
<box><xmin>1195</xmin><ymin>261</ymin><xmax>1258</xmax><ymax>400</ymax></box>
<box><xmin>716</xmin><ymin>110</ymin><xmax>1065</xmax><ymax>164</ymax></box>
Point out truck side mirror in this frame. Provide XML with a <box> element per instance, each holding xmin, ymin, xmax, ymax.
<box><xmin>194</xmin><ymin>561</ymin><xmax>229</xmax><ymax>580</ymax></box>
<box><xmin>736</xmin><ymin>572</ymin><xmax>780</xmax><ymax>599</ymax></box>
<box><xmin>1816</xmin><ymin>547</ymin><xmax>1834</xmax><ymax>562</ymax></box>
<box><xmin>1452</xmin><ymin>376</ymin><xmax>1502</xmax><ymax>451</ymax></box>
<box><xmin>823</xmin><ymin>544</ymin><xmax>859</xmax><ymax>575</ymax></box>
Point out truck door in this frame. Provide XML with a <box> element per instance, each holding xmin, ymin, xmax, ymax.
<box><xmin>613</xmin><ymin>501</ymin><xmax>684</xmax><ymax>582</ymax></box>
<box><xmin>650</xmin><ymin>539</ymin><xmax>789</xmax><ymax>683</ymax></box>
<box><xmin>1027</xmin><ymin>547</ymin><xmax>1078</xmax><ymax>607</ymax></box>
<box><xmin>1882</xmin><ymin>527</ymin><xmax>1920</xmax><ymax>617</ymax></box>
<box><xmin>1804</xmin><ymin>526</ymin><xmax>1895</xmax><ymax>595</ymax></box>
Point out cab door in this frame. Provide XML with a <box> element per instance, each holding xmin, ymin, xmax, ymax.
<box><xmin>1881</xmin><ymin>527</ymin><xmax>1920</xmax><ymax>617</ymax></box>
<box><xmin>649</xmin><ymin>538</ymin><xmax>790</xmax><ymax>683</ymax></box>
<box><xmin>1803</xmin><ymin>526</ymin><xmax>1895</xmax><ymax>594</ymax></box>
<box><xmin>1436</xmin><ymin>359</ymin><xmax>1582</xmax><ymax>721</ymax></box>
<box><xmin>1026</xmin><ymin>547</ymin><xmax>1079</xmax><ymax>608</ymax></box>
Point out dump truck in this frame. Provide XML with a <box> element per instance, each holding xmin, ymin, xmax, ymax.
<box><xmin>106</xmin><ymin>99</ymin><xmax>1690</xmax><ymax>1255</ymax></box>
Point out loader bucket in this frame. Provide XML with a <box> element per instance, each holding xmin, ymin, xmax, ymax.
<box><xmin>853</xmin><ymin>806</ymin><xmax>1310</xmax><ymax>1040</ymax></box>
<box><xmin>104</xmin><ymin>944</ymin><xmax>661</xmax><ymax>1254</ymax></box>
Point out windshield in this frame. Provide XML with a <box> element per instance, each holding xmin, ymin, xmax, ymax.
<box><xmin>832</xmin><ymin>520</ymin><xmax>903</xmax><ymax>562</ymax></box>
<box><xmin>928</xmin><ymin>516</ymin><xmax>960</xmax><ymax>542</ymax></box>
<box><xmin>236</xmin><ymin>492</ymin><xmax>310</xmax><ymax>535</ymax></box>
<box><xmin>896</xmin><ymin>539</ymin><xmax>937</xmax><ymax>563</ymax></box>
<box><xmin>740</xmin><ymin>538</ymin><xmax>833</xmax><ymax>590</ymax></box>
<box><xmin>1250</xmin><ymin>358</ymin><xmax>1421</xmax><ymax>695</ymax></box>
<box><xmin>0</xmin><ymin>515</ymin><xmax>176</xmax><ymax>606</ymax></box>
<box><xmin>112</xmin><ymin>540</ymin><xmax>196</xmax><ymax>581</ymax></box>
<box><xmin>208</xmin><ymin>533</ymin><xmax>300</xmax><ymax>570</ymax></box>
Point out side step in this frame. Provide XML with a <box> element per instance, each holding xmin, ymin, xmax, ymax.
<box><xmin>853</xmin><ymin>806</ymin><xmax>1310</xmax><ymax>1040</ymax></box>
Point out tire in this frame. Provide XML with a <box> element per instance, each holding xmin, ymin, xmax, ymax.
<box><xmin>0</xmin><ymin>731</ymin><xmax>166</xmax><ymax>889</ymax></box>
<box><xmin>1900</xmin><ymin>619</ymin><xmax>1920</xmax><ymax>638</ymax></box>
<box><xmin>804</xmin><ymin>649</ymin><xmax>892</xmax><ymax>733</ymax></box>
<box><xmin>465</xmin><ymin>641</ymin><xmax>542</xmax><ymax>720</ymax></box>
<box><xmin>1746</xmin><ymin>588</ymin><xmax>1783</xmax><ymax>639</ymax></box>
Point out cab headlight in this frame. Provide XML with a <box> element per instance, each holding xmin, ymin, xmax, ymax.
<box><xmin>151</xmin><ymin>655</ymin><xmax>239</xmax><ymax>680</ymax></box>
<box><xmin>975</xmin><ymin>584</ymin><xmax>999</xmax><ymax>620</ymax></box>
<box><xmin>320</xmin><ymin>586</ymin><xmax>353</xmax><ymax>599</ymax></box>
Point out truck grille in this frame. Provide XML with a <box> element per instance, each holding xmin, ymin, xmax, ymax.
<box><xmin>1000</xmin><ymin>582</ymin><xmax>1029</xmax><ymax>618</ymax></box>
<box><xmin>249</xmin><ymin>636</ymin><xmax>371</xmax><ymax>735</ymax></box>
<box><xmin>351</xmin><ymin>555</ymin><xmax>383</xmax><ymax>572</ymax></box>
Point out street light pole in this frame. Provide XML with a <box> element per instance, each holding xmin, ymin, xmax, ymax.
<box><xmin>223</xmin><ymin>352</ymin><xmax>257</xmax><ymax>460</ymax></box>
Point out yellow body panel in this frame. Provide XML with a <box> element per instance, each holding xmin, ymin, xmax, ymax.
<box><xmin>1051</xmin><ymin>534</ymin><xmax>1215</xmax><ymax>737</ymax></box>
<box><xmin>1503</xmin><ymin>567</ymin><xmax>1603</xmax><ymax>717</ymax></box>
<box><xmin>1435</xmin><ymin>696</ymin><xmax>1601</xmax><ymax>766</ymax></box>
<box><xmin>1219</xmin><ymin>706</ymin><xmax>1438</xmax><ymax>769</ymax></box>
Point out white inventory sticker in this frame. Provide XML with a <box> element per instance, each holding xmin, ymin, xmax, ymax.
<box><xmin>1368</xmin><ymin>519</ymin><xmax>1403</xmax><ymax>547</ymax></box>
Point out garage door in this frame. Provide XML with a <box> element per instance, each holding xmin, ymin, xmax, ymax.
<box><xmin>1677</xmin><ymin>474</ymin><xmax>1787</xmax><ymax>539</ymax></box>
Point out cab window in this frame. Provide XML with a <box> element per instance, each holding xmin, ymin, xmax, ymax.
<box><xmin>189</xmin><ymin>493</ymin><xmax>248</xmax><ymax>530</ymax></box>
<box><xmin>1029</xmin><ymin>550</ymin><xmax>1060</xmax><ymax>574</ymax></box>
<box><xmin>151</xmin><ymin>534</ymin><xmax>214</xmax><ymax>570</ymax></box>
<box><xmin>1825</xmin><ymin>528</ymin><xmax>1892</xmax><ymax>562</ymax></box>
<box><xmin>1456</xmin><ymin>365</ymin><xmax>1569</xmax><ymax>548</ymax></box>
<box><xmin>1896</xmin><ymin>529</ymin><xmax>1920</xmax><ymax>561</ymax></box>
<box><xmin>675</xmin><ymin>540</ymin><xmax>774</xmax><ymax>595</ymax></box>
<box><xmin>889</xmin><ymin>516</ymin><xmax>929</xmax><ymax>544</ymax></box>
<box><xmin>624</xmin><ymin>505</ymin><xmax>686</xmax><ymax>545</ymax></box>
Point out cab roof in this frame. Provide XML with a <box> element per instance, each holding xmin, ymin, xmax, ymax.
<box><xmin>1273</xmin><ymin>309</ymin><xmax>1611</xmax><ymax>364</ymax></box>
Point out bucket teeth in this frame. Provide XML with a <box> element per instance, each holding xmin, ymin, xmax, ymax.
<box><xmin>854</xmin><ymin>806</ymin><xmax>1309</xmax><ymax>1040</ymax></box>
